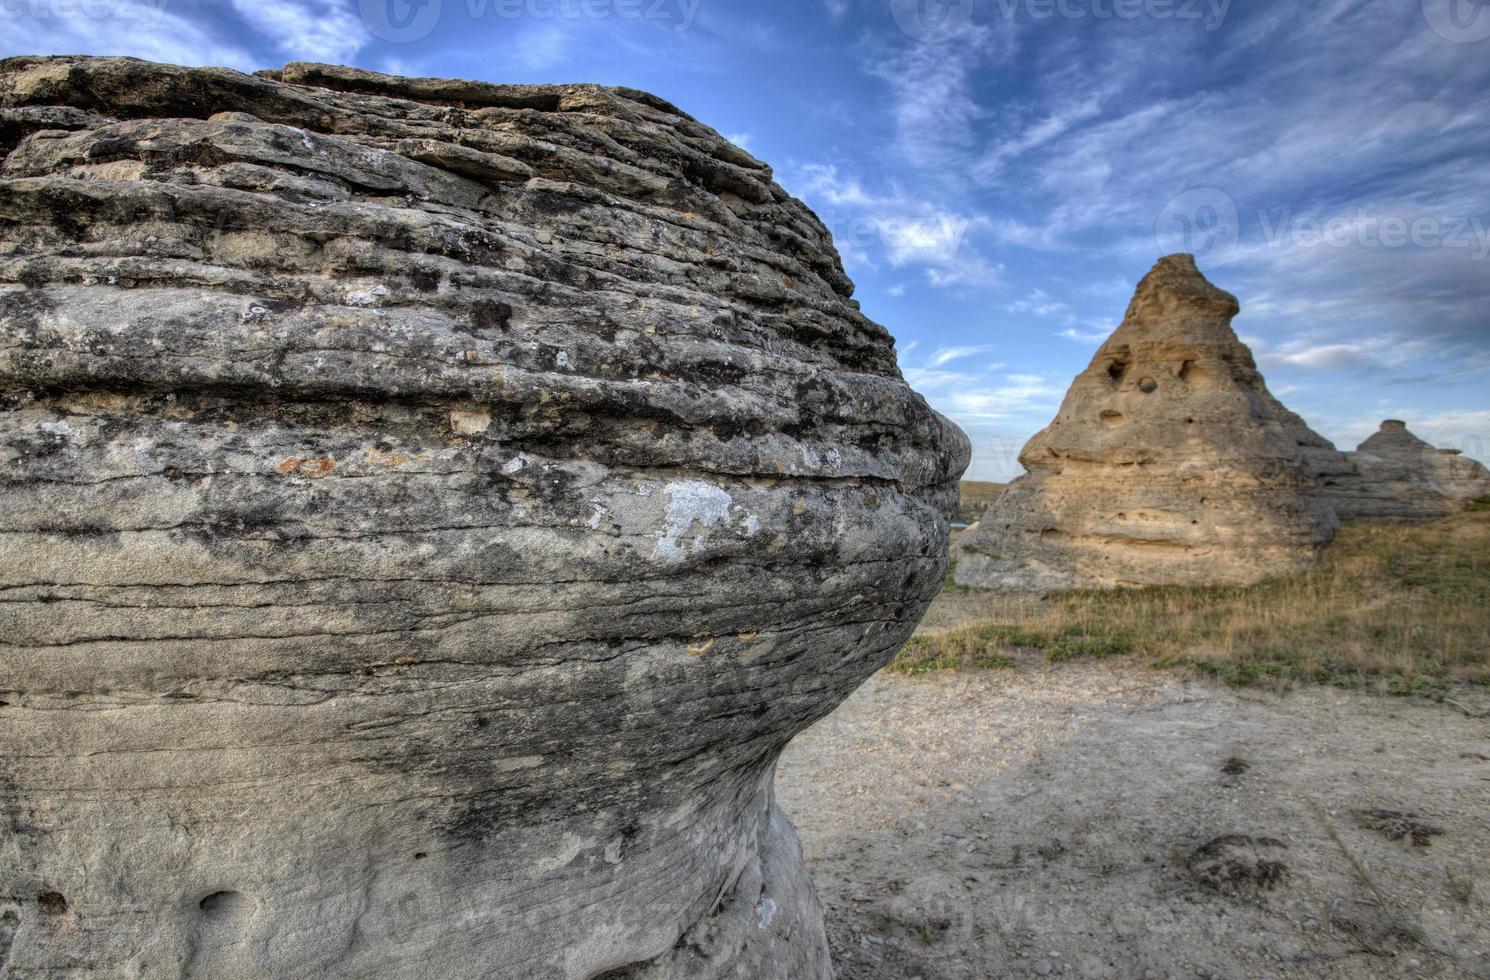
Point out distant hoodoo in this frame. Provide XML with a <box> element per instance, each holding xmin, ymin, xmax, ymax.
<box><xmin>955</xmin><ymin>254</ymin><xmax>1344</xmax><ymax>591</ymax></box>
<box><xmin>1324</xmin><ymin>420</ymin><xmax>1490</xmax><ymax>522</ymax></box>
<box><xmin>0</xmin><ymin>56</ymin><xmax>968</xmax><ymax>979</ymax></box>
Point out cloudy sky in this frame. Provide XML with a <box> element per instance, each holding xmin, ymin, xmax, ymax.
<box><xmin>5</xmin><ymin>0</ymin><xmax>1487</xmax><ymax>478</ymax></box>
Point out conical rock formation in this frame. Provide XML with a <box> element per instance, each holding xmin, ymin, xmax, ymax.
<box><xmin>0</xmin><ymin>57</ymin><xmax>968</xmax><ymax>979</ymax></box>
<box><xmin>1326</xmin><ymin>420</ymin><xmax>1490</xmax><ymax>522</ymax></box>
<box><xmin>955</xmin><ymin>254</ymin><xmax>1343</xmax><ymax>591</ymax></box>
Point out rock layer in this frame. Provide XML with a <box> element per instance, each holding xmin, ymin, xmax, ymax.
<box><xmin>955</xmin><ymin>254</ymin><xmax>1342</xmax><ymax>591</ymax></box>
<box><xmin>0</xmin><ymin>57</ymin><xmax>968</xmax><ymax>978</ymax></box>
<box><xmin>1325</xmin><ymin>420</ymin><xmax>1490</xmax><ymax>522</ymax></box>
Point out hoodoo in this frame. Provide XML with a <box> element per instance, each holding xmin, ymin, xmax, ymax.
<box><xmin>0</xmin><ymin>57</ymin><xmax>968</xmax><ymax>978</ymax></box>
<box><xmin>956</xmin><ymin>254</ymin><xmax>1344</xmax><ymax>591</ymax></box>
<box><xmin>1325</xmin><ymin>420</ymin><xmax>1490</xmax><ymax>522</ymax></box>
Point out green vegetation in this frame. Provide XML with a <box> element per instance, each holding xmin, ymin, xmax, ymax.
<box><xmin>1446</xmin><ymin>869</ymin><xmax>1476</xmax><ymax>905</ymax></box>
<box><xmin>892</xmin><ymin>512</ymin><xmax>1490</xmax><ymax>694</ymax></box>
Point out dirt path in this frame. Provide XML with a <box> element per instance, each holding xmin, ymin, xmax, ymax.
<box><xmin>776</xmin><ymin>661</ymin><xmax>1490</xmax><ymax>979</ymax></box>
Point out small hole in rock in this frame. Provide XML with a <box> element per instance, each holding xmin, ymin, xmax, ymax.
<box><xmin>1179</xmin><ymin>360</ymin><xmax>1196</xmax><ymax>381</ymax></box>
<box><xmin>198</xmin><ymin>891</ymin><xmax>249</xmax><ymax>917</ymax></box>
<box><xmin>414</xmin><ymin>852</ymin><xmax>428</xmax><ymax>860</ymax></box>
<box><xmin>1107</xmin><ymin>361</ymin><xmax>1128</xmax><ymax>383</ymax></box>
<box><xmin>1099</xmin><ymin>410</ymin><xmax>1124</xmax><ymax>429</ymax></box>
<box><xmin>37</xmin><ymin>892</ymin><xmax>68</xmax><ymax>916</ymax></box>
<box><xmin>1139</xmin><ymin>377</ymin><xmax>1159</xmax><ymax>394</ymax></box>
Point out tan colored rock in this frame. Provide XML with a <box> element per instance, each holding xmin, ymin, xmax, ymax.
<box><xmin>1326</xmin><ymin>421</ymin><xmax>1490</xmax><ymax>522</ymax></box>
<box><xmin>955</xmin><ymin>254</ymin><xmax>1344</xmax><ymax>591</ymax></box>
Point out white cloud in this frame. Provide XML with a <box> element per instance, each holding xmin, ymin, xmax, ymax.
<box><xmin>1257</xmin><ymin>334</ymin><xmax>1428</xmax><ymax>372</ymax></box>
<box><xmin>926</xmin><ymin>257</ymin><xmax>1003</xmax><ymax>289</ymax></box>
<box><xmin>0</xmin><ymin>6</ymin><xmax>256</xmax><ymax>69</ymax></box>
<box><xmin>944</xmin><ymin>374</ymin><xmax>1063</xmax><ymax>419</ymax></box>
<box><xmin>869</xmin><ymin>22</ymin><xmax>1009</xmax><ymax>173</ymax></box>
<box><xmin>1059</xmin><ymin>327</ymin><xmax>1111</xmax><ymax>344</ymax></box>
<box><xmin>1008</xmin><ymin>288</ymin><xmax>1073</xmax><ymax>319</ymax></box>
<box><xmin>230</xmin><ymin>0</ymin><xmax>370</xmax><ymax>63</ymax></box>
<box><xmin>791</xmin><ymin>163</ymin><xmax>878</xmax><ymax>208</ymax></box>
<box><xmin>724</xmin><ymin>132</ymin><xmax>752</xmax><ymax>150</ymax></box>
<box><xmin>927</xmin><ymin>345</ymin><xmax>995</xmax><ymax>368</ymax></box>
<box><xmin>903</xmin><ymin>345</ymin><xmax>1062</xmax><ymax>429</ymax></box>
<box><xmin>787</xmin><ymin>164</ymin><xmax>997</xmax><ymax>287</ymax></box>
<box><xmin>823</xmin><ymin>0</ymin><xmax>850</xmax><ymax>21</ymax></box>
<box><xmin>875</xmin><ymin>214</ymin><xmax>973</xmax><ymax>266</ymax></box>
<box><xmin>1262</xmin><ymin>343</ymin><xmax>1378</xmax><ymax>370</ymax></box>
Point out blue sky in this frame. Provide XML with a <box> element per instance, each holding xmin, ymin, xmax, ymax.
<box><xmin>5</xmin><ymin>0</ymin><xmax>1488</xmax><ymax>479</ymax></box>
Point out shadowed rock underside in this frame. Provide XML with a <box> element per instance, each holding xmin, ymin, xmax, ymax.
<box><xmin>0</xmin><ymin>56</ymin><xmax>968</xmax><ymax>978</ymax></box>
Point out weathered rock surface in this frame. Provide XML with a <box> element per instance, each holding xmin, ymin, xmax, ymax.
<box><xmin>955</xmin><ymin>254</ymin><xmax>1342</xmax><ymax>591</ymax></box>
<box><xmin>0</xmin><ymin>56</ymin><xmax>968</xmax><ymax>978</ymax></box>
<box><xmin>1325</xmin><ymin>420</ymin><xmax>1490</xmax><ymax>522</ymax></box>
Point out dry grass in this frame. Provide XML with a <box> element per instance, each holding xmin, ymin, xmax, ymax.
<box><xmin>894</xmin><ymin>512</ymin><xmax>1490</xmax><ymax>696</ymax></box>
<box><xmin>953</xmin><ymin>481</ymin><xmax>1007</xmax><ymax>525</ymax></box>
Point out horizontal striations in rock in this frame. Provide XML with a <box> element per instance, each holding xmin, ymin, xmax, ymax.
<box><xmin>955</xmin><ymin>254</ymin><xmax>1342</xmax><ymax>591</ymax></box>
<box><xmin>0</xmin><ymin>56</ymin><xmax>969</xmax><ymax>979</ymax></box>
<box><xmin>1325</xmin><ymin>420</ymin><xmax>1490</xmax><ymax>522</ymax></box>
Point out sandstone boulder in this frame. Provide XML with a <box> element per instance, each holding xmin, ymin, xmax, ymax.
<box><xmin>1325</xmin><ymin>420</ymin><xmax>1490</xmax><ymax>522</ymax></box>
<box><xmin>0</xmin><ymin>56</ymin><xmax>968</xmax><ymax>978</ymax></box>
<box><xmin>955</xmin><ymin>254</ymin><xmax>1343</xmax><ymax>591</ymax></box>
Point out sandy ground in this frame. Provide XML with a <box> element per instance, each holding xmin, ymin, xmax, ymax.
<box><xmin>777</xmin><ymin>660</ymin><xmax>1490</xmax><ymax>979</ymax></box>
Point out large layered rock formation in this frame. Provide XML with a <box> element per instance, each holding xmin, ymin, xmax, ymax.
<box><xmin>955</xmin><ymin>254</ymin><xmax>1342</xmax><ymax>591</ymax></box>
<box><xmin>0</xmin><ymin>57</ymin><xmax>968</xmax><ymax>978</ymax></box>
<box><xmin>1325</xmin><ymin>420</ymin><xmax>1490</xmax><ymax>521</ymax></box>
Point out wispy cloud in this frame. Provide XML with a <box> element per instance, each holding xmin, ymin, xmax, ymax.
<box><xmin>229</xmin><ymin>0</ymin><xmax>369</xmax><ymax>63</ymax></box>
<box><xmin>1059</xmin><ymin>326</ymin><xmax>1111</xmax><ymax>344</ymax></box>
<box><xmin>786</xmin><ymin>163</ymin><xmax>996</xmax><ymax>286</ymax></box>
<box><xmin>927</xmin><ymin>345</ymin><xmax>995</xmax><ymax>368</ymax></box>
<box><xmin>0</xmin><ymin>4</ymin><xmax>255</xmax><ymax>69</ymax></box>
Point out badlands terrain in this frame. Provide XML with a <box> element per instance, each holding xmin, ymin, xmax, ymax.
<box><xmin>780</xmin><ymin>506</ymin><xmax>1490</xmax><ymax>980</ymax></box>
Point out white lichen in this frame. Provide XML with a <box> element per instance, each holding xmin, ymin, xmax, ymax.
<box><xmin>654</xmin><ymin>480</ymin><xmax>733</xmax><ymax>562</ymax></box>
